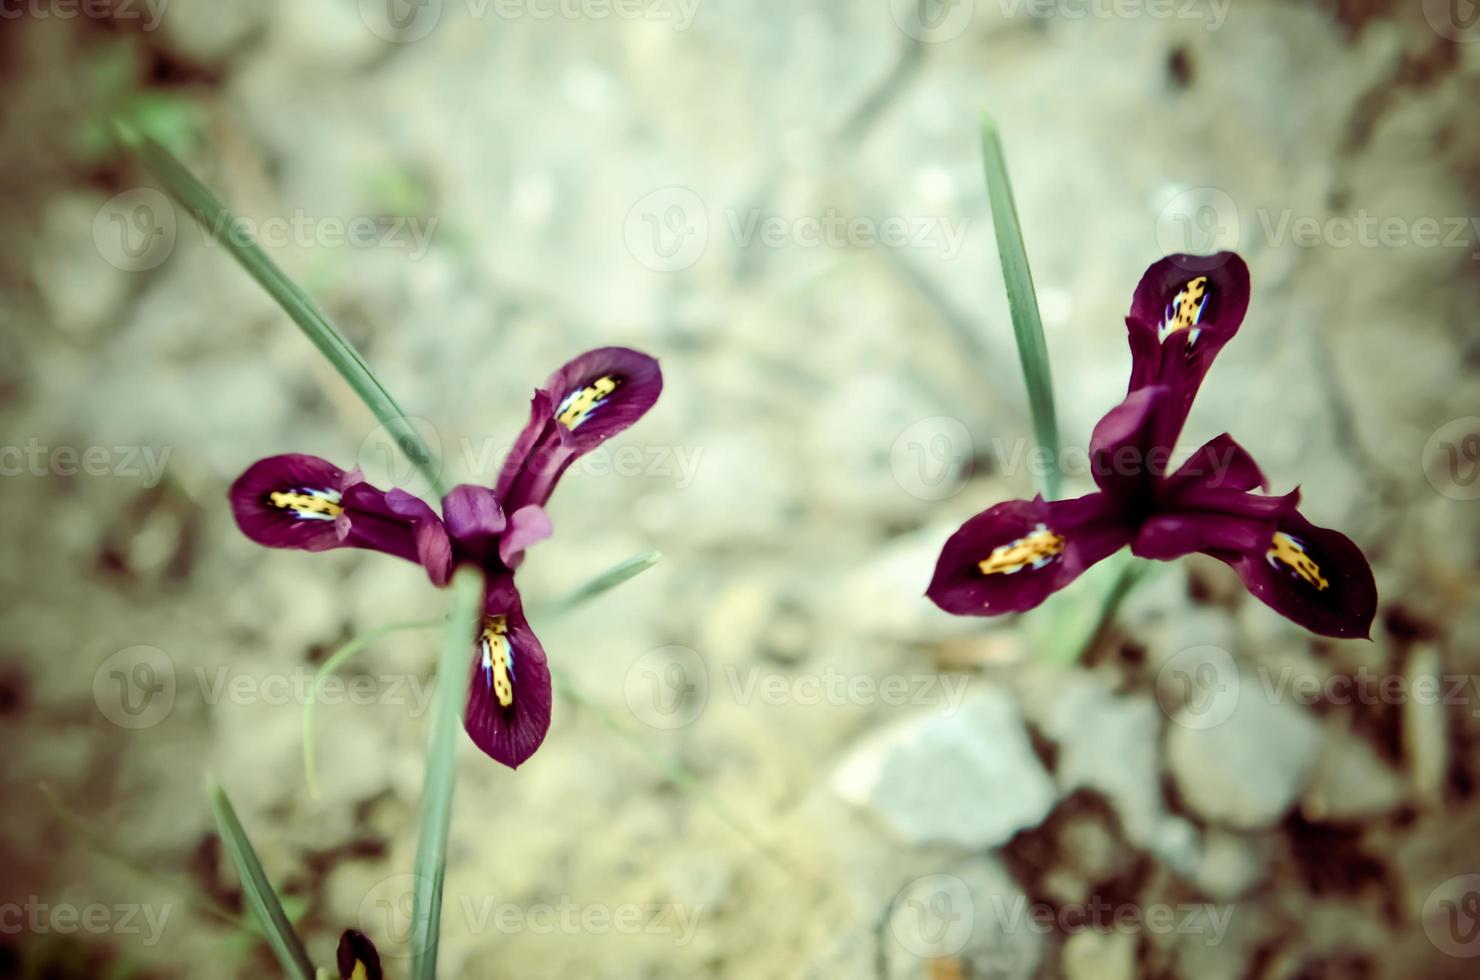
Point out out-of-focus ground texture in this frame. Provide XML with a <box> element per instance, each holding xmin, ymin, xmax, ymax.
<box><xmin>2</xmin><ymin>0</ymin><xmax>1479</xmax><ymax>977</ymax></box>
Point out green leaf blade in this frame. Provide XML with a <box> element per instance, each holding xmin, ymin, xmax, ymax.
<box><xmin>114</xmin><ymin>122</ymin><xmax>448</xmax><ymax>497</ymax></box>
<box><xmin>410</xmin><ymin>568</ymin><xmax>483</xmax><ymax>980</ymax></box>
<box><xmin>209</xmin><ymin>784</ymin><xmax>316</xmax><ymax>980</ymax></box>
<box><xmin>980</xmin><ymin>114</ymin><xmax>1062</xmax><ymax>500</ymax></box>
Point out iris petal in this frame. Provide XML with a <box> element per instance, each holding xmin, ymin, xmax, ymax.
<box><xmin>926</xmin><ymin>493</ymin><xmax>1130</xmax><ymax>616</ymax></box>
<box><xmin>229</xmin><ymin>454</ymin><xmax>351</xmax><ymax>552</ymax></box>
<box><xmin>495</xmin><ymin>348</ymin><xmax>663</xmax><ymax>513</ymax></box>
<box><xmin>463</xmin><ymin>578</ymin><xmax>552</xmax><ymax>768</ymax></box>
<box><xmin>1218</xmin><ymin>509</ymin><xmax>1377</xmax><ymax>639</ymax></box>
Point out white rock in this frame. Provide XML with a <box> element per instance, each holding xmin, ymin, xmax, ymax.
<box><xmin>1166</xmin><ymin>672</ymin><xmax>1322</xmax><ymax>829</ymax></box>
<box><xmin>883</xmin><ymin>857</ymin><xmax>1044</xmax><ymax>980</ymax></box>
<box><xmin>833</xmin><ymin>687</ymin><xmax>1057</xmax><ymax>848</ymax></box>
<box><xmin>1302</xmin><ymin>724</ymin><xmax>1407</xmax><ymax>822</ymax></box>
<box><xmin>1063</xmin><ymin>929</ymin><xmax>1137</xmax><ymax>980</ymax></box>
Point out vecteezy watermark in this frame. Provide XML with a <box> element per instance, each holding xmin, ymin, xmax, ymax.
<box><xmin>92</xmin><ymin>647</ymin><xmax>441</xmax><ymax>729</ymax></box>
<box><xmin>890</xmin><ymin>874</ymin><xmax>975</xmax><ymax>958</ymax></box>
<box><xmin>0</xmin><ymin>0</ymin><xmax>168</xmax><ymax>29</ymax></box>
<box><xmin>357</xmin><ymin>875</ymin><xmax>702</xmax><ymax>959</ymax></box>
<box><xmin>624</xmin><ymin>646</ymin><xmax>709</xmax><ymax>730</ymax></box>
<box><xmin>621</xmin><ymin>188</ymin><xmax>970</xmax><ymax>272</ymax></box>
<box><xmin>1156</xmin><ymin>187</ymin><xmax>1480</xmax><ymax>259</ymax></box>
<box><xmin>1422</xmin><ymin>0</ymin><xmax>1480</xmax><ymax>43</ymax></box>
<box><xmin>1157</xmin><ymin>645</ymin><xmax>1480</xmax><ymax>729</ymax></box>
<box><xmin>354</xmin><ymin>416</ymin><xmax>706</xmax><ymax>498</ymax></box>
<box><xmin>986</xmin><ymin>894</ymin><xmax>1235</xmax><ymax>945</ymax></box>
<box><xmin>997</xmin><ymin>0</ymin><xmax>1231</xmax><ymax>31</ymax></box>
<box><xmin>0</xmin><ymin>440</ymin><xmax>172</xmax><ymax>488</ymax></box>
<box><xmin>1424</xmin><ymin>874</ymin><xmax>1480</xmax><ymax>958</ymax></box>
<box><xmin>0</xmin><ymin>898</ymin><xmax>173</xmax><ymax>946</ymax></box>
<box><xmin>1422</xmin><ymin>417</ymin><xmax>1480</xmax><ymax>501</ymax></box>
<box><xmin>888</xmin><ymin>0</ymin><xmax>975</xmax><ymax>43</ymax></box>
<box><xmin>91</xmin><ymin>192</ymin><xmax>440</xmax><ymax>272</ymax></box>
<box><xmin>887</xmin><ymin>874</ymin><xmax>1235</xmax><ymax>958</ymax></box>
<box><xmin>984</xmin><ymin>436</ymin><xmax>1247</xmax><ymax>486</ymax></box>
<box><xmin>891</xmin><ymin>416</ymin><xmax>974</xmax><ymax>501</ymax></box>
<box><xmin>623</xmin><ymin>648</ymin><xmax>972</xmax><ymax>730</ymax></box>
<box><xmin>93</xmin><ymin>188</ymin><xmax>177</xmax><ymax>273</ymax></box>
<box><xmin>357</xmin><ymin>0</ymin><xmax>699</xmax><ymax>42</ymax></box>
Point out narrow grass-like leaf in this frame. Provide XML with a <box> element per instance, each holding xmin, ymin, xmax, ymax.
<box><xmin>209</xmin><ymin>784</ymin><xmax>316</xmax><ymax>980</ymax></box>
<box><xmin>980</xmin><ymin>114</ymin><xmax>1061</xmax><ymax>500</ymax></box>
<box><xmin>410</xmin><ymin>568</ymin><xmax>483</xmax><ymax>980</ymax></box>
<box><xmin>113</xmin><ymin>120</ymin><xmax>447</xmax><ymax>496</ymax></box>
<box><xmin>536</xmin><ymin>550</ymin><xmax>662</xmax><ymax>616</ymax></box>
<box><xmin>303</xmin><ymin>620</ymin><xmax>443</xmax><ymax>801</ymax></box>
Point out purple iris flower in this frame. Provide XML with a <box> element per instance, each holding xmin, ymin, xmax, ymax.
<box><xmin>229</xmin><ymin>347</ymin><xmax>663</xmax><ymax>767</ymax></box>
<box><xmin>927</xmin><ymin>253</ymin><xmax>1377</xmax><ymax>639</ymax></box>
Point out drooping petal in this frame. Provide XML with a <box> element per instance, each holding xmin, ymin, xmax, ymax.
<box><xmin>1089</xmin><ymin>386</ymin><xmax>1172</xmax><ymax>497</ymax></box>
<box><xmin>464</xmin><ymin>578</ymin><xmax>552</xmax><ymax>768</ymax></box>
<box><xmin>230</xmin><ymin>454</ymin><xmax>357</xmax><ymax>552</ymax></box>
<box><xmin>337</xmin><ymin>930</ymin><xmax>382</xmax><ymax>980</ymax></box>
<box><xmin>1135</xmin><ymin>484</ymin><xmax>1298</xmax><ymax>563</ymax></box>
<box><xmin>495</xmin><ymin>348</ymin><xmax>663</xmax><ymax>512</ymax></box>
<box><xmin>1216</xmin><ymin>508</ymin><xmax>1377</xmax><ymax>639</ymax></box>
<box><xmin>926</xmin><ymin>493</ymin><xmax>1131</xmax><ymax>616</ymax></box>
<box><xmin>1124</xmin><ymin>252</ymin><xmax>1251</xmax><ymax>449</ymax></box>
<box><xmin>498</xmin><ymin>504</ymin><xmax>553</xmax><ymax>568</ymax></box>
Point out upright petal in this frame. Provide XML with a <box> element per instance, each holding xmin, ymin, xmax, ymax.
<box><xmin>464</xmin><ymin>578</ymin><xmax>552</xmax><ymax>768</ymax></box>
<box><xmin>1089</xmin><ymin>386</ymin><xmax>1172</xmax><ymax>498</ymax></box>
<box><xmin>495</xmin><ymin>348</ymin><xmax>663</xmax><ymax>513</ymax></box>
<box><xmin>337</xmin><ymin>930</ymin><xmax>382</xmax><ymax>980</ymax></box>
<box><xmin>229</xmin><ymin>454</ymin><xmax>355</xmax><ymax>552</ymax></box>
<box><xmin>1125</xmin><ymin>252</ymin><xmax>1250</xmax><ymax>449</ymax></box>
<box><xmin>1217</xmin><ymin>508</ymin><xmax>1377</xmax><ymax>639</ymax></box>
<box><xmin>440</xmin><ymin>483</ymin><xmax>506</xmax><ymax>568</ymax></box>
<box><xmin>927</xmin><ymin>493</ymin><xmax>1131</xmax><ymax>616</ymax></box>
<box><xmin>1165</xmin><ymin>433</ymin><xmax>1267</xmax><ymax>494</ymax></box>
<box><xmin>498</xmin><ymin>504</ymin><xmax>553</xmax><ymax>568</ymax></box>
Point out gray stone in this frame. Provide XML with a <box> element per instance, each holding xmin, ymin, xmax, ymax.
<box><xmin>883</xmin><ymin>857</ymin><xmax>1044</xmax><ymax>980</ymax></box>
<box><xmin>833</xmin><ymin>687</ymin><xmax>1056</xmax><ymax>848</ymax></box>
<box><xmin>1166</xmin><ymin>672</ymin><xmax>1322</xmax><ymax>830</ymax></box>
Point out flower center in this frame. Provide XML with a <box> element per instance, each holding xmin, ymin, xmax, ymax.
<box><xmin>978</xmin><ymin>523</ymin><xmax>1065</xmax><ymax>575</ymax></box>
<box><xmin>1266</xmin><ymin>531</ymin><xmax>1329</xmax><ymax>590</ymax></box>
<box><xmin>556</xmin><ymin>374</ymin><xmax>622</xmax><ymax>429</ymax></box>
<box><xmin>1160</xmin><ymin>276</ymin><xmax>1209</xmax><ymax>345</ymax></box>
<box><xmin>267</xmin><ymin>488</ymin><xmax>343</xmax><ymax>521</ymax></box>
<box><xmin>479</xmin><ymin>615</ymin><xmax>516</xmax><ymax>708</ymax></box>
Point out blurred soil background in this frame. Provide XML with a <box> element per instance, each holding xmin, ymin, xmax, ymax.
<box><xmin>0</xmin><ymin>0</ymin><xmax>1478</xmax><ymax>976</ymax></box>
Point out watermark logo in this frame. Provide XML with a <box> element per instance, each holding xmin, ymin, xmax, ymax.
<box><xmin>889</xmin><ymin>0</ymin><xmax>974</xmax><ymax>42</ymax></box>
<box><xmin>891</xmin><ymin>416</ymin><xmax>973</xmax><ymax>501</ymax></box>
<box><xmin>358</xmin><ymin>874</ymin><xmax>426</xmax><ymax>959</ymax></box>
<box><xmin>357</xmin><ymin>416</ymin><xmax>445</xmax><ymax>497</ymax></box>
<box><xmin>93</xmin><ymin>646</ymin><xmax>176</xmax><ymax>730</ymax></box>
<box><xmin>1156</xmin><ymin>187</ymin><xmax>1240</xmax><ymax>255</ymax></box>
<box><xmin>1156</xmin><ymin>645</ymin><xmax>1238</xmax><ymax>730</ymax></box>
<box><xmin>889</xmin><ymin>874</ymin><xmax>974</xmax><ymax>957</ymax></box>
<box><xmin>1422</xmin><ymin>0</ymin><xmax>1480</xmax><ymax>42</ymax></box>
<box><xmin>1422</xmin><ymin>417</ymin><xmax>1480</xmax><ymax>501</ymax></box>
<box><xmin>624</xmin><ymin>645</ymin><xmax>709</xmax><ymax>729</ymax></box>
<box><xmin>93</xmin><ymin>188</ymin><xmax>176</xmax><ymax>272</ymax></box>
<box><xmin>359</xmin><ymin>0</ymin><xmax>444</xmax><ymax>41</ymax></box>
<box><xmin>997</xmin><ymin>0</ymin><xmax>1231</xmax><ymax>31</ymax></box>
<box><xmin>624</xmin><ymin>187</ymin><xmax>709</xmax><ymax>272</ymax></box>
<box><xmin>1424</xmin><ymin>874</ymin><xmax>1480</xmax><ymax>958</ymax></box>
